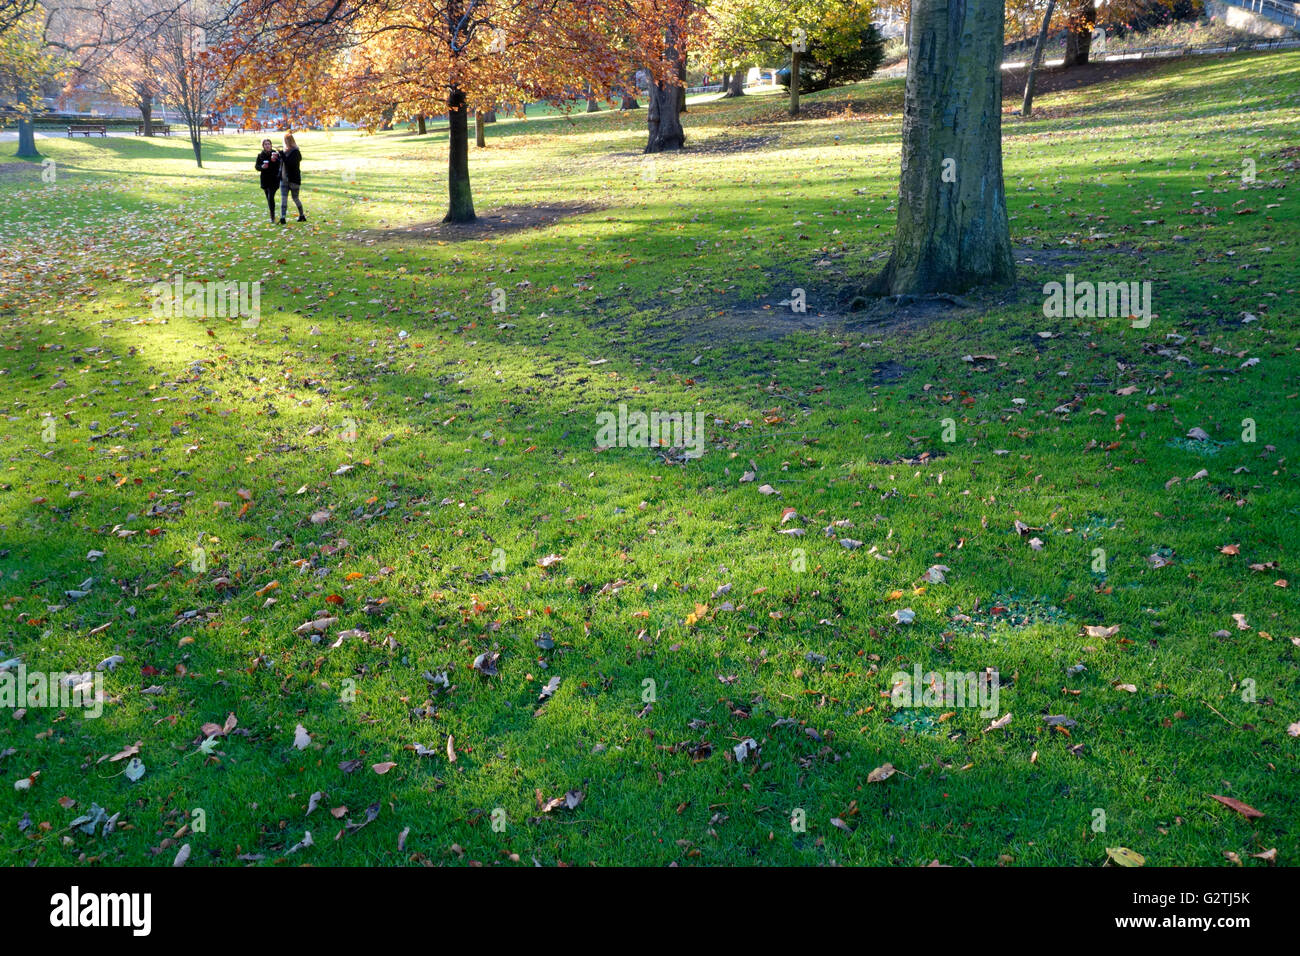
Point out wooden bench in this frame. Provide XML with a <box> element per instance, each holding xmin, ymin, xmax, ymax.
<box><xmin>135</xmin><ymin>123</ymin><xmax>171</xmax><ymax>136</ymax></box>
<box><xmin>67</xmin><ymin>124</ymin><xmax>107</xmax><ymax>137</ymax></box>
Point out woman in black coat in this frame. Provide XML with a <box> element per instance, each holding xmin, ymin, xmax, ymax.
<box><xmin>255</xmin><ymin>138</ymin><xmax>281</xmax><ymax>223</ymax></box>
<box><xmin>278</xmin><ymin>132</ymin><xmax>305</xmax><ymax>224</ymax></box>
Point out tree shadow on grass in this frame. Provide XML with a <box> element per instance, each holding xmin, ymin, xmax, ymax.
<box><xmin>345</xmin><ymin>201</ymin><xmax>606</xmax><ymax>243</ymax></box>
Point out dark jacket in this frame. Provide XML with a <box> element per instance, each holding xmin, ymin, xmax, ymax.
<box><xmin>256</xmin><ymin>149</ymin><xmax>280</xmax><ymax>190</ymax></box>
<box><xmin>279</xmin><ymin>146</ymin><xmax>302</xmax><ymax>185</ymax></box>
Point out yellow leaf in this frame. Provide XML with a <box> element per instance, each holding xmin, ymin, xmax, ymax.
<box><xmin>1106</xmin><ymin>846</ymin><xmax>1146</xmax><ymax>867</ymax></box>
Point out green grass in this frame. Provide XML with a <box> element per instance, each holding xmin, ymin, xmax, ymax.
<box><xmin>0</xmin><ymin>50</ymin><xmax>1297</xmax><ymax>867</ymax></box>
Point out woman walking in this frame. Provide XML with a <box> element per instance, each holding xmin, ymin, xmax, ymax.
<box><xmin>255</xmin><ymin>138</ymin><xmax>280</xmax><ymax>223</ymax></box>
<box><xmin>278</xmin><ymin>132</ymin><xmax>305</xmax><ymax>224</ymax></box>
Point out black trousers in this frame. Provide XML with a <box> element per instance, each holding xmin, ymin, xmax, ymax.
<box><xmin>263</xmin><ymin>187</ymin><xmax>277</xmax><ymax>220</ymax></box>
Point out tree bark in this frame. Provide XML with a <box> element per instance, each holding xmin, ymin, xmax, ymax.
<box><xmin>1021</xmin><ymin>0</ymin><xmax>1057</xmax><ymax>117</ymax></box>
<box><xmin>620</xmin><ymin>92</ymin><xmax>639</xmax><ymax>110</ymax></box>
<box><xmin>727</xmin><ymin>70</ymin><xmax>744</xmax><ymax>96</ymax></box>
<box><xmin>475</xmin><ymin>109</ymin><xmax>486</xmax><ymax>147</ymax></box>
<box><xmin>585</xmin><ymin>83</ymin><xmax>601</xmax><ymax>112</ymax></box>
<box><xmin>445</xmin><ymin>86</ymin><xmax>475</xmax><ymax>222</ymax></box>
<box><xmin>868</xmin><ymin>0</ymin><xmax>1015</xmax><ymax>296</ymax></box>
<box><xmin>15</xmin><ymin>84</ymin><xmax>39</xmax><ymax>159</ymax></box>
<box><xmin>719</xmin><ymin>72</ymin><xmax>729</xmax><ymax>93</ymax></box>
<box><xmin>646</xmin><ymin>28</ymin><xmax>685</xmax><ymax>152</ymax></box>
<box><xmin>677</xmin><ymin>56</ymin><xmax>687</xmax><ymax>113</ymax></box>
<box><xmin>139</xmin><ymin>88</ymin><xmax>154</xmax><ymax>136</ymax></box>
<box><xmin>417</xmin><ymin>113</ymin><xmax>427</xmax><ymax>135</ymax></box>
<box><xmin>790</xmin><ymin>46</ymin><xmax>801</xmax><ymax>115</ymax></box>
<box><xmin>1063</xmin><ymin>1</ymin><xmax>1095</xmax><ymax>67</ymax></box>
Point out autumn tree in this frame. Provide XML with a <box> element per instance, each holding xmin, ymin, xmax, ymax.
<box><xmin>704</xmin><ymin>0</ymin><xmax>876</xmax><ymax>116</ymax></box>
<box><xmin>71</xmin><ymin>0</ymin><xmax>171</xmax><ymax>135</ymax></box>
<box><xmin>220</xmin><ymin>0</ymin><xmax>656</xmax><ymax>221</ymax></box>
<box><xmin>0</xmin><ymin>3</ymin><xmax>61</xmax><ymax>158</ymax></box>
<box><xmin>868</xmin><ymin>0</ymin><xmax>1014</xmax><ymax>296</ymax></box>
<box><xmin>633</xmin><ymin>0</ymin><xmax>697</xmax><ymax>151</ymax></box>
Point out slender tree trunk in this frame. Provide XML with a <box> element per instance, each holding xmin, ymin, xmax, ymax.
<box><xmin>1022</xmin><ymin>0</ymin><xmax>1057</xmax><ymax>117</ymax></box>
<box><xmin>475</xmin><ymin>109</ymin><xmax>486</xmax><ymax>147</ymax></box>
<box><xmin>139</xmin><ymin>90</ymin><xmax>154</xmax><ymax>136</ymax></box>
<box><xmin>445</xmin><ymin>86</ymin><xmax>475</xmax><ymax>222</ymax></box>
<box><xmin>586</xmin><ymin>83</ymin><xmax>601</xmax><ymax>112</ymax></box>
<box><xmin>482</xmin><ymin>110</ymin><xmax>496</xmax><ymax>123</ymax></box>
<box><xmin>1063</xmin><ymin>1</ymin><xmax>1095</xmax><ymax>66</ymax></box>
<box><xmin>790</xmin><ymin>46</ymin><xmax>801</xmax><ymax>115</ymax></box>
<box><xmin>719</xmin><ymin>72</ymin><xmax>729</xmax><ymax>93</ymax></box>
<box><xmin>417</xmin><ymin>113</ymin><xmax>427</xmax><ymax>135</ymax></box>
<box><xmin>15</xmin><ymin>84</ymin><xmax>39</xmax><ymax>159</ymax></box>
<box><xmin>187</xmin><ymin>120</ymin><xmax>203</xmax><ymax>167</ymax></box>
<box><xmin>868</xmin><ymin>0</ymin><xmax>1014</xmax><ymax>296</ymax></box>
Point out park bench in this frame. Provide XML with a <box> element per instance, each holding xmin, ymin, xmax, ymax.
<box><xmin>135</xmin><ymin>123</ymin><xmax>171</xmax><ymax>136</ymax></box>
<box><xmin>67</xmin><ymin>124</ymin><xmax>107</xmax><ymax>137</ymax></box>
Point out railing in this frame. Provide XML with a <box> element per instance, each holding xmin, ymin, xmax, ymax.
<box><xmin>1227</xmin><ymin>0</ymin><xmax>1300</xmax><ymax>29</ymax></box>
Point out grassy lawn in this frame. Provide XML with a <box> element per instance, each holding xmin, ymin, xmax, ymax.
<box><xmin>1</xmin><ymin>50</ymin><xmax>1297</xmax><ymax>867</ymax></box>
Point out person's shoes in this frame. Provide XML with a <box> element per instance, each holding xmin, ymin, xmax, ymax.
<box><xmin>279</xmin><ymin>217</ymin><xmax>286</xmax><ymax>225</ymax></box>
<box><xmin>297</xmin><ymin>215</ymin><xmax>306</xmax><ymax>222</ymax></box>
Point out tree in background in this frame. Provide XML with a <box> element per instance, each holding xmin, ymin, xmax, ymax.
<box><xmin>155</xmin><ymin>0</ymin><xmax>224</xmax><ymax>165</ymax></box>
<box><xmin>776</xmin><ymin>3</ymin><xmax>883</xmax><ymax>95</ymax></box>
<box><xmin>220</xmin><ymin>0</ymin><xmax>670</xmax><ymax>221</ymax></box>
<box><xmin>868</xmin><ymin>0</ymin><xmax>1014</xmax><ymax>296</ymax></box>
<box><xmin>0</xmin><ymin>3</ymin><xmax>62</xmax><ymax>158</ymax></box>
<box><xmin>71</xmin><ymin>0</ymin><xmax>169</xmax><ymax>136</ymax></box>
<box><xmin>704</xmin><ymin>0</ymin><xmax>879</xmax><ymax>116</ymax></box>
<box><xmin>635</xmin><ymin>0</ymin><xmax>698</xmax><ymax>151</ymax></box>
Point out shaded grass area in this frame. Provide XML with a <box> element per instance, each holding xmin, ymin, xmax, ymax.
<box><xmin>0</xmin><ymin>51</ymin><xmax>1296</xmax><ymax>867</ymax></box>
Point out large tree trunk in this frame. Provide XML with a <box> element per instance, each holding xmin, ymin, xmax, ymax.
<box><xmin>646</xmin><ymin>81</ymin><xmax>684</xmax><ymax>152</ymax></box>
<box><xmin>417</xmin><ymin>113</ymin><xmax>427</xmax><ymax>135</ymax></box>
<box><xmin>475</xmin><ymin>109</ymin><xmax>486</xmax><ymax>147</ymax></box>
<box><xmin>677</xmin><ymin>57</ymin><xmax>687</xmax><ymax>113</ymax></box>
<box><xmin>726</xmin><ymin>70</ymin><xmax>744</xmax><ymax>97</ymax></box>
<box><xmin>15</xmin><ymin>84</ymin><xmax>39</xmax><ymax>159</ymax></box>
<box><xmin>1021</xmin><ymin>0</ymin><xmax>1057</xmax><ymax>117</ymax></box>
<box><xmin>445</xmin><ymin>86</ymin><xmax>475</xmax><ymax>222</ymax></box>
<box><xmin>646</xmin><ymin>27</ymin><xmax>685</xmax><ymax>152</ymax></box>
<box><xmin>620</xmin><ymin>92</ymin><xmax>639</xmax><ymax>110</ymax></box>
<box><xmin>868</xmin><ymin>0</ymin><xmax>1014</xmax><ymax>296</ymax></box>
<box><xmin>790</xmin><ymin>46</ymin><xmax>801</xmax><ymax>115</ymax></box>
<box><xmin>1063</xmin><ymin>1</ymin><xmax>1095</xmax><ymax>67</ymax></box>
